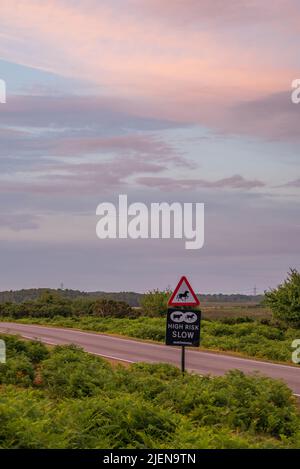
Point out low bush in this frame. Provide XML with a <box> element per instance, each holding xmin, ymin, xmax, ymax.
<box><xmin>0</xmin><ymin>334</ymin><xmax>49</xmax><ymax>363</ymax></box>
<box><xmin>55</xmin><ymin>395</ymin><xmax>177</xmax><ymax>449</ymax></box>
<box><xmin>0</xmin><ymin>355</ymin><xmax>35</xmax><ymax>387</ymax></box>
<box><xmin>155</xmin><ymin>370</ymin><xmax>298</xmax><ymax>437</ymax></box>
<box><xmin>0</xmin><ymin>335</ymin><xmax>49</xmax><ymax>387</ymax></box>
<box><xmin>40</xmin><ymin>345</ymin><xmax>112</xmax><ymax>398</ymax></box>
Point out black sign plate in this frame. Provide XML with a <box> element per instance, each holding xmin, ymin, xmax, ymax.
<box><xmin>165</xmin><ymin>308</ymin><xmax>201</xmax><ymax>346</ymax></box>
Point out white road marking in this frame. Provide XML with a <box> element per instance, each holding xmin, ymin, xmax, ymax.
<box><xmin>92</xmin><ymin>352</ymin><xmax>134</xmax><ymax>363</ymax></box>
<box><xmin>10</xmin><ymin>332</ymin><xmax>135</xmax><ymax>363</ymax></box>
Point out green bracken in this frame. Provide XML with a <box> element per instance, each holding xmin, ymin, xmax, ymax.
<box><xmin>0</xmin><ymin>335</ymin><xmax>300</xmax><ymax>449</ymax></box>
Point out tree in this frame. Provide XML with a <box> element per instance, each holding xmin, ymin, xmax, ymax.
<box><xmin>264</xmin><ymin>269</ymin><xmax>300</xmax><ymax>327</ymax></box>
<box><xmin>140</xmin><ymin>289</ymin><xmax>171</xmax><ymax>317</ymax></box>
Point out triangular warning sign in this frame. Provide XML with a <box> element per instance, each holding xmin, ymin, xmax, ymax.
<box><xmin>168</xmin><ymin>276</ymin><xmax>200</xmax><ymax>307</ymax></box>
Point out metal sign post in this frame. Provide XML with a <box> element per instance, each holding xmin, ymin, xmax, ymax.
<box><xmin>181</xmin><ymin>345</ymin><xmax>185</xmax><ymax>374</ymax></box>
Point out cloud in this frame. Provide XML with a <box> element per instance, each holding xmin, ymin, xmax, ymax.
<box><xmin>0</xmin><ymin>95</ymin><xmax>189</xmax><ymax>184</ymax></box>
<box><xmin>125</xmin><ymin>0</ymin><xmax>300</xmax><ymax>28</ymax></box>
<box><xmin>136</xmin><ymin>174</ymin><xmax>265</xmax><ymax>191</ymax></box>
<box><xmin>0</xmin><ymin>125</ymin><xmax>187</xmax><ymax>164</ymax></box>
<box><xmin>0</xmin><ymin>153</ymin><xmax>175</xmax><ymax>195</ymax></box>
<box><xmin>224</xmin><ymin>91</ymin><xmax>300</xmax><ymax>141</ymax></box>
<box><xmin>47</xmin><ymin>134</ymin><xmax>188</xmax><ymax>166</ymax></box>
<box><xmin>0</xmin><ymin>94</ymin><xmax>179</xmax><ymax>130</ymax></box>
<box><xmin>280</xmin><ymin>179</ymin><xmax>300</xmax><ymax>188</ymax></box>
<box><xmin>0</xmin><ymin>0</ymin><xmax>296</xmax><ymax>143</ymax></box>
<box><xmin>0</xmin><ymin>213</ymin><xmax>40</xmax><ymax>231</ymax></box>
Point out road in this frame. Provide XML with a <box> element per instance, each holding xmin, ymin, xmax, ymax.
<box><xmin>0</xmin><ymin>322</ymin><xmax>299</xmax><ymax>395</ymax></box>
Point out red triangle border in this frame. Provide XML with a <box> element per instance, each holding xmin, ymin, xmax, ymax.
<box><xmin>168</xmin><ymin>276</ymin><xmax>200</xmax><ymax>307</ymax></box>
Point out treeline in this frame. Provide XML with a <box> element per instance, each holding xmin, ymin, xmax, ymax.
<box><xmin>0</xmin><ymin>288</ymin><xmax>263</xmax><ymax>306</ymax></box>
<box><xmin>200</xmin><ymin>294</ymin><xmax>264</xmax><ymax>303</ymax></box>
<box><xmin>0</xmin><ymin>289</ymin><xmax>143</xmax><ymax>307</ymax></box>
<box><xmin>0</xmin><ymin>291</ymin><xmax>137</xmax><ymax>319</ymax></box>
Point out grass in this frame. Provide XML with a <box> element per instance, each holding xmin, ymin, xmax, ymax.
<box><xmin>200</xmin><ymin>301</ymin><xmax>272</xmax><ymax>321</ymax></box>
<box><xmin>2</xmin><ymin>314</ymin><xmax>299</xmax><ymax>364</ymax></box>
<box><xmin>0</xmin><ymin>334</ymin><xmax>300</xmax><ymax>449</ymax></box>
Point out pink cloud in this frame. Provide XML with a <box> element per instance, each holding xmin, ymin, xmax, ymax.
<box><xmin>51</xmin><ymin>135</ymin><xmax>187</xmax><ymax>165</ymax></box>
<box><xmin>0</xmin><ymin>1</ymin><xmax>299</xmax><ymax>142</ymax></box>
<box><xmin>136</xmin><ymin>174</ymin><xmax>265</xmax><ymax>191</ymax></box>
<box><xmin>127</xmin><ymin>0</ymin><xmax>300</xmax><ymax>28</ymax></box>
<box><xmin>0</xmin><ymin>152</ymin><xmax>173</xmax><ymax>195</ymax></box>
<box><xmin>0</xmin><ymin>1</ymin><xmax>296</xmax><ymax>112</ymax></box>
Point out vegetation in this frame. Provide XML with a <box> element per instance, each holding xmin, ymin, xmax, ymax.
<box><xmin>5</xmin><ymin>315</ymin><xmax>298</xmax><ymax>364</ymax></box>
<box><xmin>0</xmin><ymin>291</ymin><xmax>137</xmax><ymax>319</ymax></box>
<box><xmin>0</xmin><ymin>288</ymin><xmax>263</xmax><ymax>307</ymax></box>
<box><xmin>0</xmin><ymin>278</ymin><xmax>298</xmax><ymax>365</ymax></box>
<box><xmin>0</xmin><ymin>288</ymin><xmax>143</xmax><ymax>307</ymax></box>
<box><xmin>140</xmin><ymin>289</ymin><xmax>171</xmax><ymax>317</ymax></box>
<box><xmin>0</xmin><ymin>334</ymin><xmax>299</xmax><ymax>449</ymax></box>
<box><xmin>265</xmin><ymin>269</ymin><xmax>300</xmax><ymax>327</ymax></box>
<box><xmin>0</xmin><ymin>289</ymin><xmax>270</xmax><ymax>321</ymax></box>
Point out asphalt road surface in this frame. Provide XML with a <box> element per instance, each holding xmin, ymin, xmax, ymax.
<box><xmin>0</xmin><ymin>322</ymin><xmax>299</xmax><ymax>395</ymax></box>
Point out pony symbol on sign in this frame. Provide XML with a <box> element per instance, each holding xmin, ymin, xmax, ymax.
<box><xmin>170</xmin><ymin>311</ymin><xmax>197</xmax><ymax>324</ymax></box>
<box><xmin>176</xmin><ymin>290</ymin><xmax>189</xmax><ymax>301</ymax></box>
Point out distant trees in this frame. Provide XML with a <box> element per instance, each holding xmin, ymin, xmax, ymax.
<box><xmin>0</xmin><ymin>291</ymin><xmax>135</xmax><ymax>319</ymax></box>
<box><xmin>0</xmin><ymin>288</ymin><xmax>143</xmax><ymax>307</ymax></box>
<box><xmin>140</xmin><ymin>289</ymin><xmax>171</xmax><ymax>317</ymax></box>
<box><xmin>0</xmin><ymin>288</ymin><xmax>263</xmax><ymax>307</ymax></box>
<box><xmin>264</xmin><ymin>269</ymin><xmax>300</xmax><ymax>327</ymax></box>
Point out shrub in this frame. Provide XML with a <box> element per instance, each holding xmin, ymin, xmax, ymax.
<box><xmin>0</xmin><ymin>355</ymin><xmax>35</xmax><ymax>387</ymax></box>
<box><xmin>56</xmin><ymin>395</ymin><xmax>177</xmax><ymax>449</ymax></box>
<box><xmin>0</xmin><ymin>334</ymin><xmax>49</xmax><ymax>363</ymax></box>
<box><xmin>0</xmin><ymin>387</ymin><xmax>63</xmax><ymax>448</ymax></box>
<box><xmin>155</xmin><ymin>370</ymin><xmax>299</xmax><ymax>437</ymax></box>
<box><xmin>264</xmin><ymin>269</ymin><xmax>300</xmax><ymax>327</ymax></box>
<box><xmin>40</xmin><ymin>345</ymin><xmax>113</xmax><ymax>398</ymax></box>
<box><xmin>140</xmin><ymin>289</ymin><xmax>170</xmax><ymax>317</ymax></box>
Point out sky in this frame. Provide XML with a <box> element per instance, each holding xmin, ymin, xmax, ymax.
<box><xmin>0</xmin><ymin>0</ymin><xmax>299</xmax><ymax>293</ymax></box>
